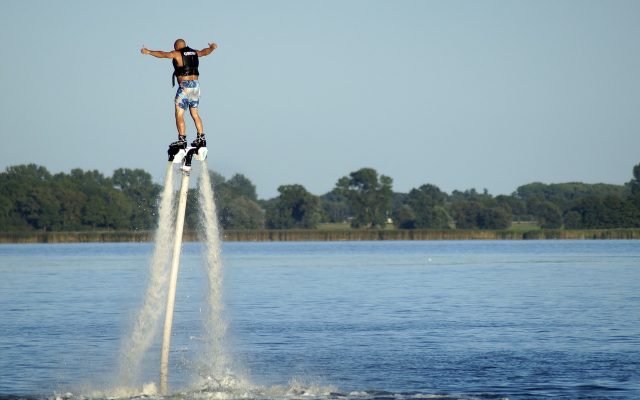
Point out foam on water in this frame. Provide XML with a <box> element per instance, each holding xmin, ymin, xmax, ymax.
<box><xmin>49</xmin><ymin>385</ymin><xmax>493</xmax><ymax>400</ymax></box>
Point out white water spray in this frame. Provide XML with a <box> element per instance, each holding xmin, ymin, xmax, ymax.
<box><xmin>116</xmin><ymin>159</ymin><xmax>235</xmax><ymax>395</ymax></box>
<box><xmin>159</xmin><ymin>167</ymin><xmax>191</xmax><ymax>395</ymax></box>
<box><xmin>197</xmin><ymin>164</ymin><xmax>229</xmax><ymax>378</ymax></box>
<box><xmin>118</xmin><ymin>163</ymin><xmax>176</xmax><ymax>387</ymax></box>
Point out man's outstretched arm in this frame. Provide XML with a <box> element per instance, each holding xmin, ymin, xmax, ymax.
<box><xmin>197</xmin><ymin>42</ymin><xmax>218</xmax><ymax>57</ymax></box>
<box><xmin>141</xmin><ymin>46</ymin><xmax>176</xmax><ymax>58</ymax></box>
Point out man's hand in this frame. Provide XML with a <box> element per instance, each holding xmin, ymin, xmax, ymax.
<box><xmin>197</xmin><ymin>42</ymin><xmax>218</xmax><ymax>57</ymax></box>
<box><xmin>141</xmin><ymin>46</ymin><xmax>150</xmax><ymax>55</ymax></box>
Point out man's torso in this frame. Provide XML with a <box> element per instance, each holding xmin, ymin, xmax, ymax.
<box><xmin>173</xmin><ymin>47</ymin><xmax>199</xmax><ymax>82</ymax></box>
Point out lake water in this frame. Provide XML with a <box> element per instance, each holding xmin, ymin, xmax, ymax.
<box><xmin>1</xmin><ymin>240</ymin><xmax>639</xmax><ymax>399</ymax></box>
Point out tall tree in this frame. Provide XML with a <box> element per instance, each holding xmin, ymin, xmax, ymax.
<box><xmin>16</xmin><ymin>186</ymin><xmax>61</xmax><ymax>231</ymax></box>
<box><xmin>319</xmin><ymin>190</ymin><xmax>351</xmax><ymax>223</ymax></box>
<box><xmin>336</xmin><ymin>168</ymin><xmax>393</xmax><ymax>229</ymax></box>
<box><xmin>112</xmin><ymin>168</ymin><xmax>161</xmax><ymax>229</ymax></box>
<box><xmin>212</xmin><ymin>172</ymin><xmax>265</xmax><ymax>229</ymax></box>
<box><xmin>225</xmin><ymin>173</ymin><xmax>258</xmax><ymax>201</ymax></box>
<box><xmin>450</xmin><ymin>195</ymin><xmax>512</xmax><ymax>230</ymax></box>
<box><xmin>394</xmin><ymin>184</ymin><xmax>451</xmax><ymax>229</ymax></box>
<box><xmin>221</xmin><ymin>196</ymin><xmax>265</xmax><ymax>229</ymax></box>
<box><xmin>478</xmin><ymin>206</ymin><xmax>512</xmax><ymax>229</ymax></box>
<box><xmin>629</xmin><ymin>162</ymin><xmax>640</xmax><ymax>209</ymax></box>
<box><xmin>68</xmin><ymin>169</ymin><xmax>133</xmax><ymax>230</ymax></box>
<box><xmin>451</xmin><ymin>200</ymin><xmax>484</xmax><ymax>229</ymax></box>
<box><xmin>0</xmin><ymin>165</ymin><xmax>60</xmax><ymax>231</ymax></box>
<box><xmin>495</xmin><ymin>194</ymin><xmax>527</xmax><ymax>217</ymax></box>
<box><xmin>533</xmin><ymin>201</ymin><xmax>562</xmax><ymax>229</ymax></box>
<box><xmin>517</xmin><ymin>181</ymin><xmax>627</xmax><ymax>212</ymax></box>
<box><xmin>266</xmin><ymin>184</ymin><xmax>320</xmax><ymax>229</ymax></box>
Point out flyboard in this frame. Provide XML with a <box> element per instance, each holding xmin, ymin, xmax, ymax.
<box><xmin>159</xmin><ymin>142</ymin><xmax>208</xmax><ymax>395</ymax></box>
<box><xmin>167</xmin><ymin>143</ymin><xmax>209</xmax><ymax>173</ymax></box>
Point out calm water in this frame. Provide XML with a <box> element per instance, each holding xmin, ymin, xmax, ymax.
<box><xmin>1</xmin><ymin>240</ymin><xmax>639</xmax><ymax>399</ymax></box>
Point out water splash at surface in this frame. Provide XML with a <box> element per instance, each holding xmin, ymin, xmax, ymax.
<box><xmin>47</xmin><ymin>385</ymin><xmax>498</xmax><ymax>400</ymax></box>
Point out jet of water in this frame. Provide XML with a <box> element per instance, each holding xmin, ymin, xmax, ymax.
<box><xmin>197</xmin><ymin>164</ymin><xmax>230</xmax><ymax>377</ymax></box>
<box><xmin>117</xmin><ymin>163</ymin><xmax>176</xmax><ymax>387</ymax></box>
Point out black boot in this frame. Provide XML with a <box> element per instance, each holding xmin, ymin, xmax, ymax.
<box><xmin>191</xmin><ymin>133</ymin><xmax>206</xmax><ymax>148</ymax></box>
<box><xmin>169</xmin><ymin>135</ymin><xmax>187</xmax><ymax>149</ymax></box>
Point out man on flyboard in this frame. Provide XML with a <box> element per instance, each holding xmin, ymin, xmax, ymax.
<box><xmin>141</xmin><ymin>39</ymin><xmax>217</xmax><ymax>149</ymax></box>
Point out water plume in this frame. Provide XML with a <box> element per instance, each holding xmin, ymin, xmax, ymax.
<box><xmin>117</xmin><ymin>163</ymin><xmax>176</xmax><ymax>387</ymax></box>
<box><xmin>115</xmin><ymin>160</ymin><xmax>236</xmax><ymax>393</ymax></box>
<box><xmin>197</xmin><ymin>164</ymin><xmax>230</xmax><ymax>378</ymax></box>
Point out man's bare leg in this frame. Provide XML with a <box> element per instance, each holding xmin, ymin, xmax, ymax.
<box><xmin>175</xmin><ymin>105</ymin><xmax>187</xmax><ymax>137</ymax></box>
<box><xmin>168</xmin><ymin>105</ymin><xmax>188</xmax><ymax>148</ymax></box>
<box><xmin>189</xmin><ymin>107</ymin><xmax>204</xmax><ymax>134</ymax></box>
<box><xmin>189</xmin><ymin>107</ymin><xmax>207</xmax><ymax>147</ymax></box>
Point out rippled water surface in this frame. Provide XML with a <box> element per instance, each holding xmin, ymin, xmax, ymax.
<box><xmin>1</xmin><ymin>240</ymin><xmax>639</xmax><ymax>399</ymax></box>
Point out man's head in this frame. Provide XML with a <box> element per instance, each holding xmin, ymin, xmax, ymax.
<box><xmin>174</xmin><ymin>39</ymin><xmax>186</xmax><ymax>50</ymax></box>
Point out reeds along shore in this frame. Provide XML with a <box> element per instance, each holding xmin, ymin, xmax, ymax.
<box><xmin>1</xmin><ymin>229</ymin><xmax>639</xmax><ymax>243</ymax></box>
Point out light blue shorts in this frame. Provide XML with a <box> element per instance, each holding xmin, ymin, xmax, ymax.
<box><xmin>175</xmin><ymin>80</ymin><xmax>200</xmax><ymax>110</ymax></box>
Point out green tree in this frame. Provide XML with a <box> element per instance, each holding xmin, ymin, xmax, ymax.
<box><xmin>336</xmin><ymin>168</ymin><xmax>393</xmax><ymax>229</ymax></box>
<box><xmin>0</xmin><ymin>165</ymin><xmax>150</xmax><ymax>231</ymax></box>
<box><xmin>570</xmin><ymin>196</ymin><xmax>602</xmax><ymax>229</ymax></box>
<box><xmin>266</xmin><ymin>184</ymin><xmax>321</xmax><ymax>229</ymax></box>
<box><xmin>495</xmin><ymin>194</ymin><xmax>527</xmax><ymax>219</ymax></box>
<box><xmin>416</xmin><ymin>184</ymin><xmax>447</xmax><ymax>204</ymax></box>
<box><xmin>535</xmin><ymin>201</ymin><xmax>563</xmax><ymax>229</ymax></box>
<box><xmin>395</xmin><ymin>184</ymin><xmax>451</xmax><ymax>229</ymax></box>
<box><xmin>319</xmin><ymin>190</ymin><xmax>351</xmax><ymax>223</ymax></box>
<box><xmin>16</xmin><ymin>186</ymin><xmax>61</xmax><ymax>231</ymax></box>
<box><xmin>517</xmin><ymin>181</ymin><xmax>627</xmax><ymax>213</ymax></box>
<box><xmin>393</xmin><ymin>204</ymin><xmax>418</xmax><ymax>229</ymax></box>
<box><xmin>523</xmin><ymin>194</ymin><xmax>545</xmax><ymax>218</ymax></box>
<box><xmin>450</xmin><ymin>188</ymin><xmax>493</xmax><ymax>203</ymax></box>
<box><xmin>68</xmin><ymin>169</ymin><xmax>133</xmax><ymax>230</ymax></box>
<box><xmin>53</xmin><ymin>181</ymin><xmax>87</xmax><ymax>231</ymax></box>
<box><xmin>478</xmin><ymin>207</ymin><xmax>512</xmax><ymax>229</ymax></box>
<box><xmin>0</xmin><ymin>194</ymin><xmax>12</xmax><ymax>230</ymax></box>
<box><xmin>451</xmin><ymin>200</ymin><xmax>484</xmax><ymax>229</ymax></box>
<box><xmin>451</xmin><ymin>199</ymin><xmax>512</xmax><ymax>229</ymax></box>
<box><xmin>222</xmin><ymin>196</ymin><xmax>265</xmax><ymax>229</ymax></box>
<box><xmin>212</xmin><ymin>172</ymin><xmax>265</xmax><ymax>229</ymax></box>
<box><xmin>224</xmin><ymin>173</ymin><xmax>258</xmax><ymax>201</ymax></box>
<box><xmin>563</xmin><ymin>210</ymin><xmax>583</xmax><ymax>229</ymax></box>
<box><xmin>566</xmin><ymin>193</ymin><xmax>639</xmax><ymax>229</ymax></box>
<box><xmin>112</xmin><ymin>168</ymin><xmax>161</xmax><ymax>229</ymax></box>
<box><xmin>600</xmin><ymin>195</ymin><xmax>638</xmax><ymax>228</ymax></box>
<box><xmin>628</xmin><ymin>162</ymin><xmax>640</xmax><ymax>209</ymax></box>
<box><xmin>0</xmin><ymin>164</ymin><xmax>62</xmax><ymax>231</ymax></box>
<box><xmin>632</xmin><ymin>163</ymin><xmax>640</xmax><ymax>192</ymax></box>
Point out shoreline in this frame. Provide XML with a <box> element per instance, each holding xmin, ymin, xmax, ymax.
<box><xmin>1</xmin><ymin>229</ymin><xmax>639</xmax><ymax>243</ymax></box>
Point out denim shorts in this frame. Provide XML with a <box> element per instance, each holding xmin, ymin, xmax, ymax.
<box><xmin>175</xmin><ymin>80</ymin><xmax>200</xmax><ymax>110</ymax></box>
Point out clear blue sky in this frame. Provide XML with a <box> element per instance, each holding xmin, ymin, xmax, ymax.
<box><xmin>1</xmin><ymin>1</ymin><xmax>639</xmax><ymax>199</ymax></box>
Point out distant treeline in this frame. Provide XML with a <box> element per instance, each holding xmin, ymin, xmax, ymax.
<box><xmin>1</xmin><ymin>163</ymin><xmax>640</xmax><ymax>233</ymax></box>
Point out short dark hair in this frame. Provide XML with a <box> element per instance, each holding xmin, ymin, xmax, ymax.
<box><xmin>174</xmin><ymin>39</ymin><xmax>186</xmax><ymax>50</ymax></box>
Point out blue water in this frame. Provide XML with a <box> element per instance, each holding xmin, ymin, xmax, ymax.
<box><xmin>1</xmin><ymin>240</ymin><xmax>639</xmax><ymax>399</ymax></box>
